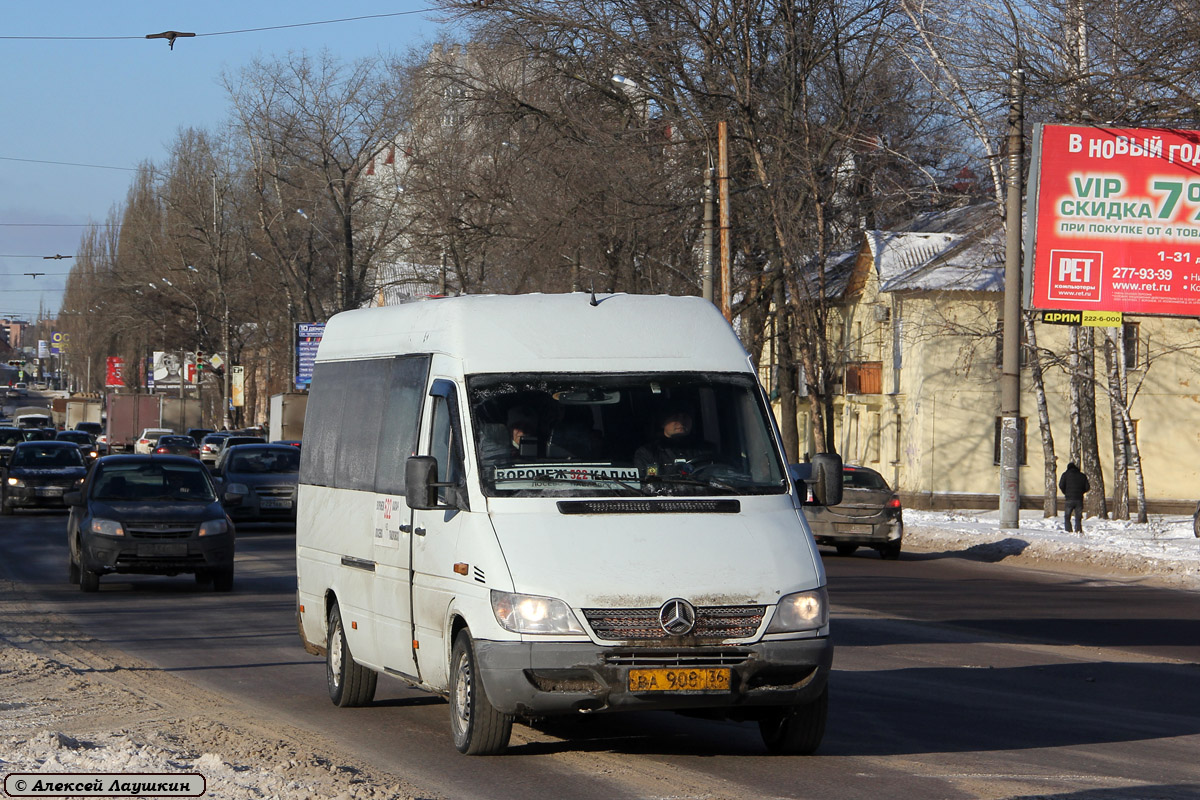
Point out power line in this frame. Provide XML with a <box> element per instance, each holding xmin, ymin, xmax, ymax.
<box><xmin>0</xmin><ymin>156</ymin><xmax>136</xmax><ymax>171</ymax></box>
<box><xmin>0</xmin><ymin>9</ymin><xmax>433</xmax><ymax>42</ymax></box>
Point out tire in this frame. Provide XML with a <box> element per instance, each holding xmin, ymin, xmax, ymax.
<box><xmin>79</xmin><ymin>563</ymin><xmax>100</xmax><ymax>593</ymax></box>
<box><xmin>759</xmin><ymin>687</ymin><xmax>828</xmax><ymax>755</ymax></box>
<box><xmin>834</xmin><ymin>544</ymin><xmax>857</xmax><ymax>556</ymax></box>
<box><xmin>326</xmin><ymin>603</ymin><xmax>376</xmax><ymax>708</ymax></box>
<box><xmin>449</xmin><ymin>630</ymin><xmax>513</xmax><ymax>755</ymax></box>
<box><xmin>877</xmin><ymin>542</ymin><xmax>902</xmax><ymax>560</ymax></box>
<box><xmin>211</xmin><ymin>568</ymin><xmax>234</xmax><ymax>592</ymax></box>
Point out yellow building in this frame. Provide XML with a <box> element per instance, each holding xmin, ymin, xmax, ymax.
<box><xmin>783</xmin><ymin>204</ymin><xmax>1200</xmax><ymax>512</ymax></box>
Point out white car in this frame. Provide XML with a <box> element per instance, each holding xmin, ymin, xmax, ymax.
<box><xmin>133</xmin><ymin>427</ymin><xmax>175</xmax><ymax>454</ymax></box>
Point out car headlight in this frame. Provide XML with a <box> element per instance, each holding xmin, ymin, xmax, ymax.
<box><xmin>491</xmin><ymin>590</ymin><xmax>584</xmax><ymax>635</ymax></box>
<box><xmin>198</xmin><ymin>518</ymin><xmax>230</xmax><ymax>537</ymax></box>
<box><xmin>90</xmin><ymin>518</ymin><xmax>125</xmax><ymax>537</ymax></box>
<box><xmin>766</xmin><ymin>587</ymin><xmax>828</xmax><ymax>633</ymax></box>
<box><xmin>7</xmin><ymin>477</ymin><xmax>23</xmax><ymax>487</ymax></box>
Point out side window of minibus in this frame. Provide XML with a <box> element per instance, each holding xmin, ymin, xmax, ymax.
<box><xmin>429</xmin><ymin>382</ymin><xmax>467</xmax><ymax>508</ymax></box>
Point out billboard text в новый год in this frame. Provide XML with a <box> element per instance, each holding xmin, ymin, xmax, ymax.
<box><xmin>1025</xmin><ymin>124</ymin><xmax>1200</xmax><ymax>317</ymax></box>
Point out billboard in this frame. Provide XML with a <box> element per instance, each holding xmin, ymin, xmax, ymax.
<box><xmin>296</xmin><ymin>322</ymin><xmax>324</xmax><ymax>390</ymax></box>
<box><xmin>1025</xmin><ymin>124</ymin><xmax>1200</xmax><ymax>317</ymax></box>
<box><xmin>105</xmin><ymin>356</ymin><xmax>125</xmax><ymax>388</ymax></box>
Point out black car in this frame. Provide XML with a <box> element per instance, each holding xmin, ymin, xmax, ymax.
<box><xmin>55</xmin><ymin>430</ymin><xmax>101</xmax><ymax>461</ymax></box>
<box><xmin>210</xmin><ymin>444</ymin><xmax>300</xmax><ymax>525</ymax></box>
<box><xmin>1</xmin><ymin>441</ymin><xmax>89</xmax><ymax>514</ymax></box>
<box><xmin>154</xmin><ymin>434</ymin><xmax>200</xmax><ymax>458</ymax></box>
<box><xmin>65</xmin><ymin>455</ymin><xmax>237</xmax><ymax>592</ymax></box>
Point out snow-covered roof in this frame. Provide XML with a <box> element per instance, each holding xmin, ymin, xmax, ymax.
<box><xmin>866</xmin><ymin>203</ymin><xmax>1007</xmax><ymax>293</ymax></box>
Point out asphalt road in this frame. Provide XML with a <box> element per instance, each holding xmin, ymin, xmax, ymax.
<box><xmin>1</xmin><ymin>509</ymin><xmax>1198</xmax><ymax>800</ymax></box>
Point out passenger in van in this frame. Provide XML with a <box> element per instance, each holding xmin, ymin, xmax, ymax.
<box><xmin>634</xmin><ymin>408</ymin><xmax>715</xmax><ymax>478</ymax></box>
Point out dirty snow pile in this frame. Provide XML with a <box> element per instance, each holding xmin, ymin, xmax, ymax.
<box><xmin>903</xmin><ymin>507</ymin><xmax>1200</xmax><ymax>589</ymax></box>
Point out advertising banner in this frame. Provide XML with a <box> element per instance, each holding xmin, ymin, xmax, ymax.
<box><xmin>105</xmin><ymin>356</ymin><xmax>125</xmax><ymax>388</ymax></box>
<box><xmin>296</xmin><ymin>322</ymin><xmax>324</xmax><ymax>390</ymax></box>
<box><xmin>231</xmin><ymin>365</ymin><xmax>245</xmax><ymax>408</ymax></box>
<box><xmin>1026</xmin><ymin>124</ymin><xmax>1200</xmax><ymax>317</ymax></box>
<box><xmin>50</xmin><ymin>331</ymin><xmax>66</xmax><ymax>354</ymax></box>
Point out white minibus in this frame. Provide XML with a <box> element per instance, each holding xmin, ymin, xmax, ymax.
<box><xmin>296</xmin><ymin>293</ymin><xmax>840</xmax><ymax>755</ymax></box>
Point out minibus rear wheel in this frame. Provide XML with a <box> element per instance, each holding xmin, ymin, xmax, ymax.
<box><xmin>450</xmin><ymin>630</ymin><xmax>513</xmax><ymax>755</ymax></box>
<box><xmin>326</xmin><ymin>602</ymin><xmax>377</xmax><ymax>707</ymax></box>
<box><xmin>758</xmin><ymin>687</ymin><xmax>828</xmax><ymax>755</ymax></box>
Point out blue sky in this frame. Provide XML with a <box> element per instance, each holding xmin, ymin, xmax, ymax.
<box><xmin>0</xmin><ymin>2</ymin><xmax>446</xmax><ymax>322</ymax></box>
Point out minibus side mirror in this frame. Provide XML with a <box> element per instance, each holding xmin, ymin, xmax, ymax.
<box><xmin>809</xmin><ymin>453</ymin><xmax>843</xmax><ymax>507</ymax></box>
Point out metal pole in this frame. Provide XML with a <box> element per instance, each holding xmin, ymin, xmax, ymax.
<box><xmin>999</xmin><ymin>68</ymin><xmax>1025</xmax><ymax>529</ymax></box>
<box><xmin>702</xmin><ymin>161</ymin><xmax>715</xmax><ymax>304</ymax></box>
<box><xmin>223</xmin><ymin>306</ymin><xmax>232</xmax><ymax>430</ymax></box>
<box><xmin>718</xmin><ymin>121</ymin><xmax>732</xmax><ymax>322</ymax></box>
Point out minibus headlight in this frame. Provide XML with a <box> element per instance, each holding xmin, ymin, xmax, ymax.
<box><xmin>90</xmin><ymin>518</ymin><xmax>125</xmax><ymax>537</ymax></box>
<box><xmin>491</xmin><ymin>590</ymin><xmax>584</xmax><ymax>635</ymax></box>
<box><xmin>766</xmin><ymin>587</ymin><xmax>828</xmax><ymax>633</ymax></box>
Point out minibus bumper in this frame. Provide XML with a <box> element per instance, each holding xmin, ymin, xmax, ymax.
<box><xmin>474</xmin><ymin>637</ymin><xmax>832</xmax><ymax>717</ymax></box>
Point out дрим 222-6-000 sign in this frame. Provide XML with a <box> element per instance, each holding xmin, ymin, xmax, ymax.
<box><xmin>1025</xmin><ymin>124</ymin><xmax>1200</xmax><ymax>317</ymax></box>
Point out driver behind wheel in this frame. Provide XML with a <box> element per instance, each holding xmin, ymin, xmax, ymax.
<box><xmin>633</xmin><ymin>407</ymin><xmax>715</xmax><ymax>479</ymax></box>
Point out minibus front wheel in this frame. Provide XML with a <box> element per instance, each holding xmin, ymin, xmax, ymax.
<box><xmin>326</xmin><ymin>602</ymin><xmax>377</xmax><ymax>707</ymax></box>
<box><xmin>758</xmin><ymin>687</ymin><xmax>828</xmax><ymax>755</ymax></box>
<box><xmin>450</xmin><ymin>630</ymin><xmax>513</xmax><ymax>755</ymax></box>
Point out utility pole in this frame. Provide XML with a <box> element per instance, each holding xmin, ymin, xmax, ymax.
<box><xmin>718</xmin><ymin>121</ymin><xmax>732</xmax><ymax>322</ymax></box>
<box><xmin>702</xmin><ymin>159</ymin><xmax>716</xmax><ymax>304</ymax></box>
<box><xmin>999</xmin><ymin>69</ymin><xmax>1025</xmax><ymax>529</ymax></box>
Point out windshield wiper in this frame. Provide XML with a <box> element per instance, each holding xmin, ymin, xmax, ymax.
<box><xmin>644</xmin><ymin>475</ymin><xmax>747</xmax><ymax>495</ymax></box>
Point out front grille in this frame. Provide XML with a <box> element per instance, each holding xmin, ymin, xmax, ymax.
<box><xmin>126</xmin><ymin>524</ymin><xmax>195</xmax><ymax>539</ymax></box>
<box><xmin>603</xmin><ymin>649</ymin><xmax>753</xmax><ymax>668</ymax></box>
<box><xmin>583</xmin><ymin>605</ymin><xmax>765</xmax><ymax>641</ymax></box>
<box><xmin>254</xmin><ymin>485</ymin><xmax>295</xmax><ymax>498</ymax></box>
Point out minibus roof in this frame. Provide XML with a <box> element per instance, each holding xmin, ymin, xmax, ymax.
<box><xmin>315</xmin><ymin>293</ymin><xmax>752</xmax><ymax>374</ymax></box>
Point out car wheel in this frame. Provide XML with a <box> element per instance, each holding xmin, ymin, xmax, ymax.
<box><xmin>758</xmin><ymin>687</ymin><xmax>828</xmax><ymax>755</ymax></box>
<box><xmin>834</xmin><ymin>544</ymin><xmax>857</xmax><ymax>556</ymax></box>
<box><xmin>79</xmin><ymin>563</ymin><xmax>100</xmax><ymax>593</ymax></box>
<box><xmin>211</xmin><ymin>568</ymin><xmax>234</xmax><ymax>592</ymax></box>
<box><xmin>449</xmin><ymin>629</ymin><xmax>513</xmax><ymax>755</ymax></box>
<box><xmin>326</xmin><ymin>603</ymin><xmax>376</xmax><ymax>707</ymax></box>
<box><xmin>877</xmin><ymin>542</ymin><xmax>902</xmax><ymax>560</ymax></box>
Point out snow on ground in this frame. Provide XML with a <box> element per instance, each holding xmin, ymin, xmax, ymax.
<box><xmin>902</xmin><ymin>507</ymin><xmax>1200</xmax><ymax>590</ymax></box>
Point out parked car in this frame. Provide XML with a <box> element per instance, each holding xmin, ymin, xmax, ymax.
<box><xmin>64</xmin><ymin>454</ymin><xmax>237</xmax><ymax>592</ymax></box>
<box><xmin>198</xmin><ymin>432</ymin><xmax>232</xmax><ymax>466</ymax></box>
<box><xmin>791</xmin><ymin>463</ymin><xmax>903</xmax><ymax>559</ymax></box>
<box><xmin>133</xmin><ymin>427</ymin><xmax>175</xmax><ymax>454</ymax></box>
<box><xmin>210</xmin><ymin>443</ymin><xmax>300</xmax><ymax>525</ymax></box>
<box><xmin>55</xmin><ymin>430</ymin><xmax>101</xmax><ymax>461</ymax></box>
<box><xmin>1</xmin><ymin>440</ymin><xmax>89</xmax><ymax>514</ymax></box>
<box><xmin>154</xmin><ymin>435</ymin><xmax>200</xmax><ymax>458</ymax></box>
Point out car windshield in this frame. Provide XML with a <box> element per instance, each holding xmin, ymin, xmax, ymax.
<box><xmin>228</xmin><ymin>448</ymin><xmax>300</xmax><ymax>474</ymax></box>
<box><xmin>10</xmin><ymin>445</ymin><xmax>85</xmax><ymax>468</ymax></box>
<box><xmin>843</xmin><ymin>468</ymin><xmax>888</xmax><ymax>490</ymax></box>
<box><xmin>57</xmin><ymin>432</ymin><xmax>92</xmax><ymax>444</ymax></box>
<box><xmin>0</xmin><ymin>430</ymin><xmax>23</xmax><ymax>447</ymax></box>
<box><xmin>468</xmin><ymin>372</ymin><xmax>786</xmax><ymax>497</ymax></box>
<box><xmin>91</xmin><ymin>462</ymin><xmax>216</xmax><ymax>502</ymax></box>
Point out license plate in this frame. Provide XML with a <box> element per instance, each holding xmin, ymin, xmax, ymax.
<box><xmin>137</xmin><ymin>543</ymin><xmax>188</xmax><ymax>557</ymax></box>
<box><xmin>628</xmin><ymin>667</ymin><xmax>731</xmax><ymax>693</ymax></box>
<box><xmin>37</xmin><ymin>487</ymin><xmax>65</xmax><ymax>497</ymax></box>
<box><xmin>835</xmin><ymin>523</ymin><xmax>874</xmax><ymax>534</ymax></box>
<box><xmin>260</xmin><ymin>497</ymin><xmax>293</xmax><ymax>509</ymax></box>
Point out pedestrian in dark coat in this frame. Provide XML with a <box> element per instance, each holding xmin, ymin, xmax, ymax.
<box><xmin>1059</xmin><ymin>462</ymin><xmax>1090</xmax><ymax>533</ymax></box>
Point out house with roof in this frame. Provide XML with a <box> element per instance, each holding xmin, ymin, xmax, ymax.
<box><xmin>798</xmin><ymin>203</ymin><xmax>1200</xmax><ymax>512</ymax></box>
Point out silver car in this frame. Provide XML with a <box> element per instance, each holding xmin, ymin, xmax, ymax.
<box><xmin>792</xmin><ymin>464</ymin><xmax>903</xmax><ymax>559</ymax></box>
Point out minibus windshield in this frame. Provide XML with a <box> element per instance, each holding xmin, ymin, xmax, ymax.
<box><xmin>467</xmin><ymin>372</ymin><xmax>787</xmax><ymax>497</ymax></box>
